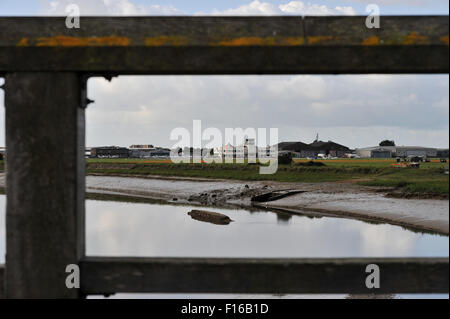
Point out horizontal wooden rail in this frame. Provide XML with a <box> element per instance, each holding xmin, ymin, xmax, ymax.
<box><xmin>0</xmin><ymin>16</ymin><xmax>448</xmax><ymax>74</ymax></box>
<box><xmin>80</xmin><ymin>257</ymin><xmax>449</xmax><ymax>295</ymax></box>
<box><xmin>1</xmin><ymin>15</ymin><xmax>449</xmax><ymax>298</ymax></box>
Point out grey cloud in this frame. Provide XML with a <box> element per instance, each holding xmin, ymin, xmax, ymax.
<box><xmin>1</xmin><ymin>74</ymin><xmax>448</xmax><ymax>149</ymax></box>
<box><xmin>83</xmin><ymin>75</ymin><xmax>449</xmax><ymax>149</ymax></box>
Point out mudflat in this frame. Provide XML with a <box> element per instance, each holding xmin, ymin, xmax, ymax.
<box><xmin>0</xmin><ymin>173</ymin><xmax>447</xmax><ymax>234</ymax></box>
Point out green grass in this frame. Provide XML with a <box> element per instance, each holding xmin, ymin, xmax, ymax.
<box><xmin>86</xmin><ymin>158</ymin><xmax>449</xmax><ymax>195</ymax></box>
<box><xmin>87</xmin><ymin>162</ymin><xmax>369</xmax><ymax>182</ymax></box>
<box><xmin>1</xmin><ymin>159</ymin><xmax>448</xmax><ymax>195</ymax></box>
<box><xmin>358</xmin><ymin>167</ymin><xmax>449</xmax><ymax>195</ymax></box>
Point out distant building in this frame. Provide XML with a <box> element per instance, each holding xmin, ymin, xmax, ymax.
<box><xmin>437</xmin><ymin>149</ymin><xmax>449</xmax><ymax>158</ymax></box>
<box><xmin>356</xmin><ymin>146</ymin><xmax>439</xmax><ymax>158</ymax></box>
<box><xmin>129</xmin><ymin>144</ymin><xmax>154</xmax><ymax>149</ymax></box>
<box><xmin>277</xmin><ymin>140</ymin><xmax>350</xmax><ymax>158</ymax></box>
<box><xmin>150</xmin><ymin>148</ymin><xmax>171</xmax><ymax>158</ymax></box>
<box><xmin>371</xmin><ymin>149</ymin><xmax>393</xmax><ymax>158</ymax></box>
<box><xmin>277</xmin><ymin>142</ymin><xmax>311</xmax><ymax>158</ymax></box>
<box><xmin>129</xmin><ymin>148</ymin><xmax>153</xmax><ymax>158</ymax></box>
<box><xmin>243</xmin><ymin>138</ymin><xmax>257</xmax><ymax>159</ymax></box>
<box><xmin>356</xmin><ymin>146</ymin><xmax>394</xmax><ymax>158</ymax></box>
<box><xmin>395</xmin><ymin>146</ymin><xmax>437</xmax><ymax>158</ymax></box>
<box><xmin>220</xmin><ymin>143</ymin><xmax>235</xmax><ymax>158</ymax></box>
<box><xmin>219</xmin><ymin>139</ymin><xmax>258</xmax><ymax>159</ymax></box>
<box><xmin>129</xmin><ymin>146</ymin><xmax>170</xmax><ymax>158</ymax></box>
<box><xmin>128</xmin><ymin>145</ymin><xmax>155</xmax><ymax>158</ymax></box>
<box><xmin>91</xmin><ymin>146</ymin><xmax>129</xmax><ymax>158</ymax></box>
<box><xmin>309</xmin><ymin>140</ymin><xmax>350</xmax><ymax>158</ymax></box>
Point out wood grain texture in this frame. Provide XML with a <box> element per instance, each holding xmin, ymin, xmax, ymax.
<box><xmin>0</xmin><ymin>16</ymin><xmax>448</xmax><ymax>73</ymax></box>
<box><xmin>1</xmin><ymin>16</ymin><xmax>448</xmax><ymax>299</ymax></box>
<box><xmin>81</xmin><ymin>257</ymin><xmax>449</xmax><ymax>295</ymax></box>
<box><xmin>5</xmin><ymin>73</ymin><xmax>85</xmax><ymax>298</ymax></box>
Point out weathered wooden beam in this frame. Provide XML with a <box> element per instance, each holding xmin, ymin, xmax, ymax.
<box><xmin>0</xmin><ymin>16</ymin><xmax>448</xmax><ymax>74</ymax></box>
<box><xmin>81</xmin><ymin>257</ymin><xmax>449</xmax><ymax>295</ymax></box>
<box><xmin>5</xmin><ymin>73</ymin><xmax>85</xmax><ymax>298</ymax></box>
<box><xmin>0</xmin><ymin>265</ymin><xmax>4</xmax><ymax>299</ymax></box>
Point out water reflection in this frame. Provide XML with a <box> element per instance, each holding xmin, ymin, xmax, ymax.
<box><xmin>85</xmin><ymin>199</ymin><xmax>448</xmax><ymax>258</ymax></box>
<box><xmin>0</xmin><ymin>195</ymin><xmax>448</xmax><ymax>299</ymax></box>
<box><xmin>275</xmin><ymin>211</ymin><xmax>293</xmax><ymax>224</ymax></box>
<box><xmin>0</xmin><ymin>195</ymin><xmax>448</xmax><ymax>263</ymax></box>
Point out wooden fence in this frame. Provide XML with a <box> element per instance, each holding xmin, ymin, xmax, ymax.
<box><xmin>0</xmin><ymin>16</ymin><xmax>448</xmax><ymax>298</ymax></box>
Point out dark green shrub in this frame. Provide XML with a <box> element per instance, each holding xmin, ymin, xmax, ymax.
<box><xmin>278</xmin><ymin>153</ymin><xmax>293</xmax><ymax>165</ymax></box>
<box><xmin>295</xmin><ymin>160</ymin><xmax>326</xmax><ymax>167</ymax></box>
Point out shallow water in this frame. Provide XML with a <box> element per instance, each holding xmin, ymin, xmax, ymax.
<box><xmin>85</xmin><ymin>199</ymin><xmax>448</xmax><ymax>258</ymax></box>
<box><xmin>0</xmin><ymin>195</ymin><xmax>448</xmax><ymax>299</ymax></box>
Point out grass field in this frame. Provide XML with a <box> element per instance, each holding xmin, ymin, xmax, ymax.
<box><xmin>84</xmin><ymin>158</ymin><xmax>449</xmax><ymax>196</ymax></box>
<box><xmin>0</xmin><ymin>158</ymin><xmax>447</xmax><ymax>195</ymax></box>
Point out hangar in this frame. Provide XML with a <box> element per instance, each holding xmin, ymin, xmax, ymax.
<box><xmin>356</xmin><ymin>146</ymin><xmax>440</xmax><ymax>158</ymax></box>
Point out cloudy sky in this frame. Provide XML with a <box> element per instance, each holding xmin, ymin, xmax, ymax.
<box><xmin>0</xmin><ymin>0</ymin><xmax>448</xmax><ymax>149</ymax></box>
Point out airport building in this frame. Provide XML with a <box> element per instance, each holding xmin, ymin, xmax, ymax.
<box><xmin>277</xmin><ymin>140</ymin><xmax>350</xmax><ymax>158</ymax></box>
<box><xmin>129</xmin><ymin>146</ymin><xmax>171</xmax><ymax>158</ymax></box>
<box><xmin>90</xmin><ymin>146</ymin><xmax>129</xmax><ymax>158</ymax></box>
<box><xmin>356</xmin><ymin>146</ymin><xmax>440</xmax><ymax>158</ymax></box>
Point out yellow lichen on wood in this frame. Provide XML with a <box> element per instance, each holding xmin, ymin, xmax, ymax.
<box><xmin>34</xmin><ymin>36</ymin><xmax>130</xmax><ymax>47</ymax></box>
<box><xmin>17</xmin><ymin>38</ymin><xmax>29</xmax><ymax>46</ymax></box>
<box><xmin>402</xmin><ymin>32</ymin><xmax>427</xmax><ymax>45</ymax></box>
<box><xmin>144</xmin><ymin>36</ymin><xmax>189</xmax><ymax>46</ymax></box>
<box><xmin>214</xmin><ymin>36</ymin><xmax>304</xmax><ymax>46</ymax></box>
<box><xmin>362</xmin><ymin>36</ymin><xmax>380</xmax><ymax>46</ymax></box>
<box><xmin>307</xmin><ymin>36</ymin><xmax>334</xmax><ymax>45</ymax></box>
<box><xmin>216</xmin><ymin>37</ymin><xmax>270</xmax><ymax>46</ymax></box>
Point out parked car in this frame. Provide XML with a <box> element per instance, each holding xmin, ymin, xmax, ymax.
<box><xmin>409</xmin><ymin>156</ymin><xmax>423</xmax><ymax>163</ymax></box>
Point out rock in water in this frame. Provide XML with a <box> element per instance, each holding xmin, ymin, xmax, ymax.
<box><xmin>188</xmin><ymin>210</ymin><xmax>233</xmax><ymax>225</ymax></box>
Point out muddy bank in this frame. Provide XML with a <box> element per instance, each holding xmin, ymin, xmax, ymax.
<box><xmin>84</xmin><ymin>174</ymin><xmax>267</xmax><ymax>207</ymax></box>
<box><xmin>258</xmin><ymin>191</ymin><xmax>449</xmax><ymax>235</ymax></box>
<box><xmin>385</xmin><ymin>191</ymin><xmax>449</xmax><ymax>200</ymax></box>
<box><xmin>0</xmin><ymin>173</ymin><xmax>448</xmax><ymax>235</ymax></box>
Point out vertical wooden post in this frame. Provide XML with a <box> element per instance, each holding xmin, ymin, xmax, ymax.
<box><xmin>0</xmin><ymin>265</ymin><xmax>4</xmax><ymax>298</ymax></box>
<box><xmin>4</xmin><ymin>73</ymin><xmax>85</xmax><ymax>298</ymax></box>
